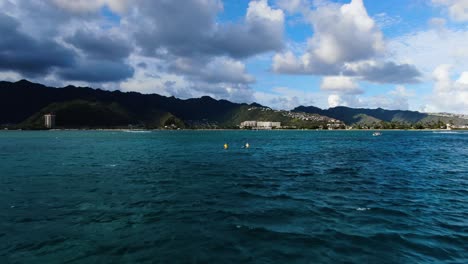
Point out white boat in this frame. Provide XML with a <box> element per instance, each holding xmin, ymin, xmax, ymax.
<box><xmin>372</xmin><ymin>132</ymin><xmax>382</xmax><ymax>136</ymax></box>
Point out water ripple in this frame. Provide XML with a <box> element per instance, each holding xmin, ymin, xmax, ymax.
<box><xmin>1</xmin><ymin>130</ymin><xmax>467</xmax><ymax>263</ymax></box>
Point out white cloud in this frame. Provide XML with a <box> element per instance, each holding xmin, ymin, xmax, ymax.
<box><xmin>272</xmin><ymin>0</ymin><xmax>419</xmax><ymax>84</ymax></box>
<box><xmin>0</xmin><ymin>71</ymin><xmax>22</xmax><ymax>82</ymax></box>
<box><xmin>432</xmin><ymin>0</ymin><xmax>468</xmax><ymax>22</ymax></box>
<box><xmin>423</xmin><ymin>64</ymin><xmax>468</xmax><ymax>113</ymax></box>
<box><xmin>295</xmin><ymin>0</ymin><xmax>383</xmax><ymax>65</ymax></box>
<box><xmin>328</xmin><ymin>94</ymin><xmax>346</xmax><ymax>108</ymax></box>
<box><xmin>119</xmin><ymin>55</ymin><xmax>255</xmax><ymax>103</ymax></box>
<box><xmin>201</xmin><ymin>57</ymin><xmax>255</xmax><ymax>84</ymax></box>
<box><xmin>373</xmin><ymin>12</ymin><xmax>402</xmax><ymax>29</ymax></box>
<box><xmin>253</xmin><ymin>86</ymin><xmax>319</xmax><ymax>110</ymax></box>
<box><xmin>327</xmin><ymin>86</ymin><xmax>414</xmax><ymax>110</ymax></box>
<box><xmin>170</xmin><ymin>57</ymin><xmax>255</xmax><ymax>85</ymax></box>
<box><xmin>429</xmin><ymin>17</ymin><xmax>447</xmax><ymax>29</ymax></box>
<box><xmin>277</xmin><ymin>0</ymin><xmax>309</xmax><ymax>13</ymax></box>
<box><xmin>389</xmin><ymin>27</ymin><xmax>468</xmax><ymax>78</ymax></box>
<box><xmin>320</xmin><ymin>76</ymin><xmax>362</xmax><ymax>94</ymax></box>
<box><xmin>455</xmin><ymin>72</ymin><xmax>468</xmax><ymax>87</ymax></box>
<box><xmin>272</xmin><ymin>51</ymin><xmax>306</xmax><ymax>74</ymax></box>
<box><xmin>247</xmin><ymin>0</ymin><xmax>284</xmax><ymax>22</ymax></box>
<box><xmin>0</xmin><ymin>0</ymin><xmax>284</xmax><ymax>103</ymax></box>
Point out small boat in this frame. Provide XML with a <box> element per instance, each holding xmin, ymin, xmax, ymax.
<box><xmin>372</xmin><ymin>132</ymin><xmax>382</xmax><ymax>136</ymax></box>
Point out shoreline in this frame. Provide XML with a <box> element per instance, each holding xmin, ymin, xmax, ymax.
<box><xmin>1</xmin><ymin>128</ymin><xmax>466</xmax><ymax>132</ymax></box>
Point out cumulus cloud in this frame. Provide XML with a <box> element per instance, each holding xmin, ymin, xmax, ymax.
<box><xmin>327</xmin><ymin>86</ymin><xmax>414</xmax><ymax>110</ymax></box>
<box><xmin>65</xmin><ymin>29</ymin><xmax>132</xmax><ymax>61</ymax></box>
<box><xmin>0</xmin><ymin>1</ymin><xmax>136</xmax><ymax>83</ymax></box>
<box><xmin>277</xmin><ymin>0</ymin><xmax>309</xmax><ymax>14</ymax></box>
<box><xmin>115</xmin><ymin>0</ymin><xmax>283</xmax><ymax>99</ymax></box>
<box><xmin>320</xmin><ymin>76</ymin><xmax>363</xmax><ymax>94</ymax></box>
<box><xmin>120</xmin><ymin>58</ymin><xmax>187</xmax><ymax>96</ymax></box>
<box><xmin>343</xmin><ymin>60</ymin><xmax>421</xmax><ymax>84</ymax></box>
<box><xmin>0</xmin><ymin>71</ymin><xmax>22</xmax><ymax>82</ymax></box>
<box><xmin>423</xmin><ymin>65</ymin><xmax>468</xmax><ymax>113</ymax></box>
<box><xmin>51</xmin><ymin>0</ymin><xmax>129</xmax><ymax>14</ymax></box>
<box><xmin>273</xmin><ymin>0</ymin><xmax>384</xmax><ymax>72</ymax></box>
<box><xmin>214</xmin><ymin>0</ymin><xmax>285</xmax><ymax>58</ymax></box>
<box><xmin>389</xmin><ymin>26</ymin><xmax>468</xmax><ymax>77</ymax></box>
<box><xmin>169</xmin><ymin>57</ymin><xmax>254</xmax><ymax>85</ymax></box>
<box><xmin>0</xmin><ymin>13</ymin><xmax>75</xmax><ymax>76</ymax></box>
<box><xmin>121</xmin><ymin>0</ymin><xmax>283</xmax><ymax>100</ymax></box>
<box><xmin>119</xmin><ymin>56</ymin><xmax>255</xmax><ymax>103</ymax></box>
<box><xmin>56</xmin><ymin>59</ymin><xmax>134</xmax><ymax>82</ymax></box>
<box><xmin>61</xmin><ymin>28</ymin><xmax>135</xmax><ymax>82</ymax></box>
<box><xmin>272</xmin><ymin>0</ymin><xmax>421</xmax><ymax>84</ymax></box>
<box><xmin>253</xmin><ymin>87</ymin><xmax>318</xmax><ymax>110</ymax></box>
<box><xmin>0</xmin><ymin>0</ymin><xmax>285</xmax><ymax>97</ymax></box>
<box><xmin>134</xmin><ymin>0</ymin><xmax>284</xmax><ymax>59</ymax></box>
<box><xmin>432</xmin><ymin>0</ymin><xmax>468</xmax><ymax>22</ymax></box>
<box><xmin>328</xmin><ymin>94</ymin><xmax>347</xmax><ymax>108</ymax></box>
<box><xmin>198</xmin><ymin>58</ymin><xmax>255</xmax><ymax>84</ymax></box>
<box><xmin>310</xmin><ymin>0</ymin><xmax>384</xmax><ymax>64</ymax></box>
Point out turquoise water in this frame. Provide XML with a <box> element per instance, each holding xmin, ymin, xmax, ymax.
<box><xmin>1</xmin><ymin>130</ymin><xmax>467</xmax><ymax>263</ymax></box>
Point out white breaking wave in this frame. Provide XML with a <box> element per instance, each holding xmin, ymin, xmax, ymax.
<box><xmin>432</xmin><ymin>131</ymin><xmax>460</xmax><ymax>134</ymax></box>
<box><xmin>356</xmin><ymin>207</ymin><xmax>371</xmax><ymax>211</ymax></box>
<box><xmin>122</xmin><ymin>130</ymin><xmax>152</xmax><ymax>133</ymax></box>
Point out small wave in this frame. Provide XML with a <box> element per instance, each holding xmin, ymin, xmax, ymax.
<box><xmin>370</xmin><ymin>207</ymin><xmax>412</xmax><ymax>217</ymax></box>
<box><xmin>104</xmin><ymin>164</ymin><xmax>118</xmax><ymax>167</ymax></box>
<box><xmin>122</xmin><ymin>130</ymin><xmax>151</xmax><ymax>133</ymax></box>
<box><xmin>356</xmin><ymin>207</ymin><xmax>371</xmax><ymax>211</ymax></box>
<box><xmin>432</xmin><ymin>131</ymin><xmax>460</xmax><ymax>134</ymax></box>
<box><xmin>236</xmin><ymin>190</ymin><xmax>312</xmax><ymax>202</ymax></box>
<box><xmin>234</xmin><ymin>225</ymin><xmax>325</xmax><ymax>245</ymax></box>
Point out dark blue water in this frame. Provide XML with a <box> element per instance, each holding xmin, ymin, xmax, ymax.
<box><xmin>1</xmin><ymin>130</ymin><xmax>467</xmax><ymax>263</ymax></box>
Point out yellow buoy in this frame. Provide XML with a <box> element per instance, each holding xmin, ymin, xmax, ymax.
<box><xmin>224</xmin><ymin>143</ymin><xmax>228</xmax><ymax>149</ymax></box>
<box><xmin>245</xmin><ymin>143</ymin><xmax>250</xmax><ymax>148</ymax></box>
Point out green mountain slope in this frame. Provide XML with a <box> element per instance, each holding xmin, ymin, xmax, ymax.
<box><xmin>0</xmin><ymin>80</ymin><xmax>334</xmax><ymax>129</ymax></box>
<box><xmin>294</xmin><ymin>105</ymin><xmax>467</xmax><ymax>126</ymax></box>
<box><xmin>1</xmin><ymin>80</ymin><xmax>466</xmax><ymax>129</ymax></box>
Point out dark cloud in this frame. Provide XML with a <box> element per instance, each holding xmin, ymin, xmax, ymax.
<box><xmin>134</xmin><ymin>0</ymin><xmax>219</xmax><ymax>57</ymax></box>
<box><xmin>0</xmin><ymin>6</ymin><xmax>135</xmax><ymax>83</ymax></box>
<box><xmin>134</xmin><ymin>0</ymin><xmax>284</xmax><ymax>59</ymax></box>
<box><xmin>65</xmin><ymin>29</ymin><xmax>132</xmax><ymax>61</ymax></box>
<box><xmin>168</xmin><ymin>57</ymin><xmax>254</xmax><ymax>85</ymax></box>
<box><xmin>137</xmin><ymin>62</ymin><xmax>148</xmax><ymax>69</ymax></box>
<box><xmin>344</xmin><ymin>61</ymin><xmax>422</xmax><ymax>84</ymax></box>
<box><xmin>0</xmin><ymin>0</ymin><xmax>276</xmax><ymax>94</ymax></box>
<box><xmin>164</xmin><ymin>80</ymin><xmax>176</xmax><ymax>88</ymax></box>
<box><xmin>0</xmin><ymin>13</ymin><xmax>75</xmax><ymax>76</ymax></box>
<box><xmin>57</xmin><ymin>60</ymin><xmax>134</xmax><ymax>82</ymax></box>
<box><xmin>212</xmin><ymin>18</ymin><xmax>284</xmax><ymax>58</ymax></box>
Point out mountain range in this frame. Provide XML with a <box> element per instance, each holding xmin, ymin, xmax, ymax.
<box><xmin>0</xmin><ymin>80</ymin><xmax>466</xmax><ymax>129</ymax></box>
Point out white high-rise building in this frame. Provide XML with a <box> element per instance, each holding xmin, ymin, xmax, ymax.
<box><xmin>44</xmin><ymin>114</ymin><xmax>55</xmax><ymax>129</ymax></box>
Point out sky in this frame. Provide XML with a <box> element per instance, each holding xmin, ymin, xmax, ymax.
<box><xmin>0</xmin><ymin>0</ymin><xmax>467</xmax><ymax>114</ymax></box>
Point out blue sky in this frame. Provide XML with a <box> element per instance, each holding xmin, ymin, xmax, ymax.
<box><xmin>0</xmin><ymin>0</ymin><xmax>467</xmax><ymax>113</ymax></box>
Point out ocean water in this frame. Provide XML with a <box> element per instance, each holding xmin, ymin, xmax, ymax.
<box><xmin>0</xmin><ymin>130</ymin><xmax>467</xmax><ymax>263</ymax></box>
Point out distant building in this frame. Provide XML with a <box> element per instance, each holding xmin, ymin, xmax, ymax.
<box><xmin>240</xmin><ymin>121</ymin><xmax>257</xmax><ymax>128</ymax></box>
<box><xmin>257</xmin><ymin>121</ymin><xmax>281</xmax><ymax>129</ymax></box>
<box><xmin>44</xmin><ymin>114</ymin><xmax>55</xmax><ymax>129</ymax></box>
<box><xmin>240</xmin><ymin>121</ymin><xmax>281</xmax><ymax>129</ymax></box>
